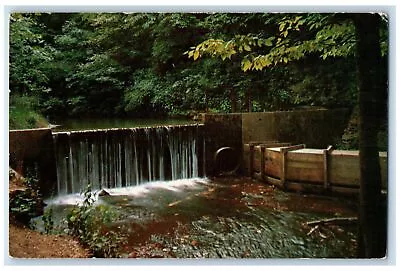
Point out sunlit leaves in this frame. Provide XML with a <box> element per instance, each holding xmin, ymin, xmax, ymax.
<box><xmin>185</xmin><ymin>34</ymin><xmax>275</xmax><ymax>72</ymax></box>
<box><xmin>241</xmin><ymin>58</ymin><xmax>252</xmax><ymax>72</ymax></box>
<box><xmin>187</xmin><ymin>13</ymin><xmax>390</xmax><ymax>73</ymax></box>
<box><xmin>193</xmin><ymin>49</ymin><xmax>200</xmax><ymax>60</ymax></box>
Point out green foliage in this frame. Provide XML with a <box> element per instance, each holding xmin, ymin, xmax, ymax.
<box><xmin>42</xmin><ymin>207</ymin><xmax>55</xmax><ymax>234</ymax></box>
<box><xmin>9</xmin><ymin>14</ymin><xmax>54</xmax><ymax>95</ymax></box>
<box><xmin>10</xmin><ymin>13</ymin><xmax>384</xmax><ymax>118</ymax></box>
<box><xmin>124</xmin><ymin>69</ymin><xmax>160</xmax><ymax>113</ymax></box>
<box><xmin>187</xmin><ymin>13</ymin><xmax>387</xmax><ymax>72</ymax></box>
<box><xmin>9</xmin><ymin>94</ymin><xmax>48</xmax><ymax>129</ymax></box>
<box><xmin>9</xmin><ymin>176</ymin><xmax>44</xmax><ymax>225</ymax></box>
<box><xmin>66</xmin><ymin>186</ymin><xmax>127</xmax><ymax>258</ymax></box>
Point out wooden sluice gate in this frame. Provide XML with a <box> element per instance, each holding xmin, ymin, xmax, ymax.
<box><xmin>243</xmin><ymin>141</ymin><xmax>388</xmax><ymax>195</ymax></box>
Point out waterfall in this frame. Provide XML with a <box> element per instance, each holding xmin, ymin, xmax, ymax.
<box><xmin>52</xmin><ymin>124</ymin><xmax>205</xmax><ymax>195</ymax></box>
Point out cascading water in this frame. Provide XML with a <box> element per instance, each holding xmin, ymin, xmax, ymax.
<box><xmin>52</xmin><ymin>124</ymin><xmax>205</xmax><ymax>195</ymax></box>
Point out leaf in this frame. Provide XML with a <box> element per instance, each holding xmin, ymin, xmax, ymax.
<box><xmin>283</xmin><ymin>30</ymin><xmax>288</xmax><ymax>38</ymax></box>
<box><xmin>241</xmin><ymin>59</ymin><xmax>252</xmax><ymax>72</ymax></box>
<box><xmin>243</xmin><ymin>44</ymin><xmax>251</xmax><ymax>51</ymax></box>
<box><xmin>193</xmin><ymin>50</ymin><xmax>200</xmax><ymax>61</ymax></box>
<box><xmin>264</xmin><ymin>38</ymin><xmax>273</xmax><ymax>47</ymax></box>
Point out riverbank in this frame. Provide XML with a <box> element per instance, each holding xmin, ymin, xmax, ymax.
<box><xmin>9</xmin><ymin>95</ymin><xmax>48</xmax><ymax>130</ymax></box>
<box><xmin>9</xmin><ymin>222</ymin><xmax>90</xmax><ymax>258</ymax></box>
<box><xmin>8</xmin><ymin>169</ymin><xmax>90</xmax><ymax>259</ymax></box>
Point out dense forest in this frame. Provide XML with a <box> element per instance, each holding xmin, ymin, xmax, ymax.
<box><xmin>9</xmin><ymin>12</ymin><xmax>390</xmax><ymax>258</ymax></box>
<box><xmin>9</xmin><ymin>13</ymin><xmax>387</xmax><ymax>149</ymax></box>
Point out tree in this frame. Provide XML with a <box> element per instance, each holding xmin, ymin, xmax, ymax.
<box><xmin>353</xmin><ymin>13</ymin><xmax>387</xmax><ymax>258</ymax></box>
<box><xmin>9</xmin><ymin>13</ymin><xmax>54</xmax><ymax>95</ymax></box>
<box><xmin>10</xmin><ymin>13</ymin><xmax>368</xmax><ymax>118</ymax></box>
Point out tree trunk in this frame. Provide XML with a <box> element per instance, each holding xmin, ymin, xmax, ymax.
<box><xmin>353</xmin><ymin>13</ymin><xmax>387</xmax><ymax>258</ymax></box>
<box><xmin>229</xmin><ymin>89</ymin><xmax>237</xmax><ymax>113</ymax></box>
<box><xmin>204</xmin><ymin>89</ymin><xmax>208</xmax><ymax>112</ymax></box>
<box><xmin>245</xmin><ymin>89</ymin><xmax>252</xmax><ymax>112</ymax></box>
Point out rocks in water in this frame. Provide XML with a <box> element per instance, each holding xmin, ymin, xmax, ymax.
<box><xmin>98</xmin><ymin>189</ymin><xmax>110</xmax><ymax>197</ymax></box>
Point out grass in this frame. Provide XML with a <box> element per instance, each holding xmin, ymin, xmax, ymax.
<box><xmin>9</xmin><ymin>95</ymin><xmax>48</xmax><ymax>130</ymax></box>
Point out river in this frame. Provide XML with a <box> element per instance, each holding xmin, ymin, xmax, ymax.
<box><xmin>51</xmin><ymin>117</ymin><xmax>200</xmax><ymax>131</ymax></box>
<box><xmin>34</xmin><ymin>177</ymin><xmax>359</xmax><ymax>258</ymax></box>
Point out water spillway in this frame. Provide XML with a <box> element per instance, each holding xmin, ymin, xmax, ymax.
<box><xmin>52</xmin><ymin>124</ymin><xmax>205</xmax><ymax>195</ymax></box>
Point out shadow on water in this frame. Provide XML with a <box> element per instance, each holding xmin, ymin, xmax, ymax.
<box><xmin>35</xmin><ymin>177</ymin><xmax>359</xmax><ymax>258</ymax></box>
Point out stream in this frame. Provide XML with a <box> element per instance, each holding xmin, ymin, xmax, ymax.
<box><xmin>33</xmin><ymin>177</ymin><xmax>359</xmax><ymax>258</ymax></box>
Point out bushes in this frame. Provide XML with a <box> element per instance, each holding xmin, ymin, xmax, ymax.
<box><xmin>9</xmin><ymin>95</ymin><xmax>48</xmax><ymax>130</ymax></box>
<box><xmin>65</xmin><ymin>186</ymin><xmax>127</xmax><ymax>258</ymax></box>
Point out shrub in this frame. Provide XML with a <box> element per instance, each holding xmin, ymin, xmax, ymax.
<box><xmin>65</xmin><ymin>186</ymin><xmax>127</xmax><ymax>258</ymax></box>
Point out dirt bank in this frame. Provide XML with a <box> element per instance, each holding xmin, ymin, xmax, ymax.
<box><xmin>8</xmin><ymin>168</ymin><xmax>90</xmax><ymax>259</ymax></box>
<box><xmin>9</xmin><ymin>222</ymin><xmax>91</xmax><ymax>258</ymax></box>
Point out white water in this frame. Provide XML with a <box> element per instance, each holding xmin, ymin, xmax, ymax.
<box><xmin>52</xmin><ymin>125</ymin><xmax>205</xmax><ymax>196</ymax></box>
<box><xmin>46</xmin><ymin>177</ymin><xmax>209</xmax><ymax>206</ymax></box>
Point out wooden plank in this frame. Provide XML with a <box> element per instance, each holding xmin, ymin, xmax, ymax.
<box><xmin>264</xmin><ymin>149</ymin><xmax>281</xmax><ymax>179</ymax></box>
<box><xmin>280</xmin><ymin>144</ymin><xmax>306</xmax><ymax>152</ymax></box>
<box><xmin>260</xmin><ymin>146</ymin><xmax>265</xmax><ymax>179</ymax></box>
<box><xmin>264</xmin><ymin>176</ymin><xmax>283</xmax><ymax>188</ymax></box>
<box><xmin>280</xmin><ymin>144</ymin><xmax>305</xmax><ymax>188</ymax></box>
<box><xmin>243</xmin><ymin>144</ymin><xmax>250</xmax><ymax>172</ymax></box>
<box><xmin>329</xmin><ymin>151</ymin><xmax>360</xmax><ymax>186</ymax></box>
<box><xmin>286</xmin><ymin>152</ymin><xmax>324</xmax><ymax>163</ymax></box>
<box><xmin>286</xmin><ymin>164</ymin><xmax>324</xmax><ymax>183</ymax></box>
<box><xmin>249</xmin><ymin>144</ymin><xmax>254</xmax><ymax>178</ymax></box>
<box><xmin>259</xmin><ymin>142</ymin><xmax>292</xmax><ymax>148</ymax></box>
<box><xmin>331</xmin><ymin>150</ymin><xmax>359</xmax><ymax>156</ymax></box>
<box><xmin>329</xmin><ymin>150</ymin><xmax>388</xmax><ymax>188</ymax></box>
<box><xmin>286</xmin><ymin>160</ymin><xmax>324</xmax><ymax>169</ymax></box>
<box><xmin>280</xmin><ymin>149</ymin><xmax>287</xmax><ymax>187</ymax></box>
<box><xmin>284</xmin><ymin>145</ymin><xmax>317</xmax><ymax>184</ymax></box>
<box><xmin>248</xmin><ymin>140</ymin><xmax>279</xmax><ymax>145</ymax></box>
<box><xmin>290</xmin><ymin>148</ymin><xmax>325</xmax><ymax>154</ymax></box>
<box><xmin>253</xmin><ymin>146</ymin><xmax>262</xmax><ymax>172</ymax></box>
<box><xmin>268</xmin><ymin>147</ymin><xmax>283</xmax><ymax>152</ymax></box>
<box><xmin>261</xmin><ymin>146</ymin><xmax>387</xmax><ymax>194</ymax></box>
<box><xmin>264</xmin><ymin>174</ymin><xmax>359</xmax><ymax>196</ymax></box>
<box><xmin>323</xmin><ymin>145</ymin><xmax>334</xmax><ymax>190</ymax></box>
<box><xmin>285</xmin><ymin>151</ymin><xmax>324</xmax><ymax>182</ymax></box>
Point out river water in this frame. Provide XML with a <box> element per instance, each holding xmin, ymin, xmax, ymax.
<box><xmin>35</xmin><ymin>177</ymin><xmax>359</xmax><ymax>258</ymax></box>
<box><xmin>51</xmin><ymin>118</ymin><xmax>200</xmax><ymax>131</ymax></box>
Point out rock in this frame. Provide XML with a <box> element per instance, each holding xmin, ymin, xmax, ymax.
<box><xmin>98</xmin><ymin>189</ymin><xmax>110</xmax><ymax>197</ymax></box>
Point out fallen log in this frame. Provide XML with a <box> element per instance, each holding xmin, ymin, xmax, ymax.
<box><xmin>306</xmin><ymin>217</ymin><xmax>358</xmax><ymax>226</ymax></box>
<box><xmin>306</xmin><ymin>225</ymin><xmax>319</xmax><ymax>236</ymax></box>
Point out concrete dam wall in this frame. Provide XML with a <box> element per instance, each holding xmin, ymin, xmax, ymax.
<box><xmin>9</xmin><ymin>109</ymin><xmax>352</xmax><ymax>196</ymax></box>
